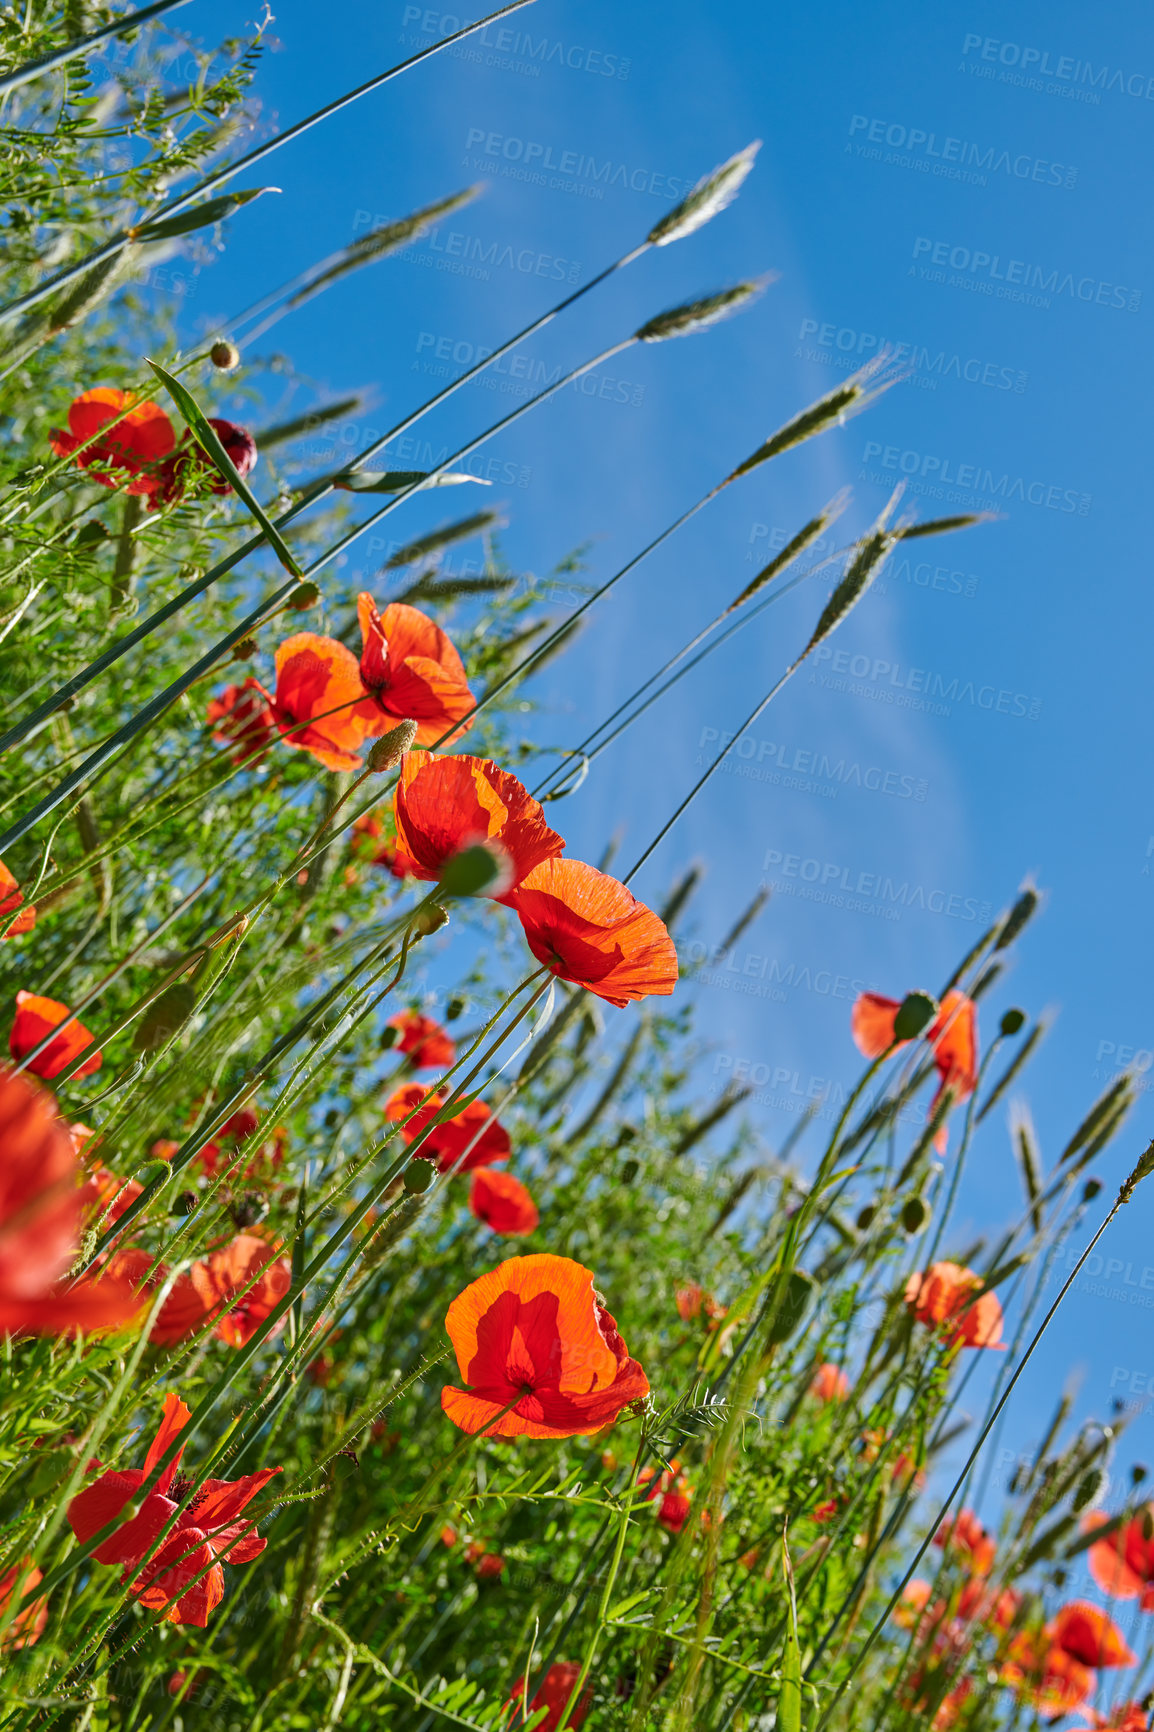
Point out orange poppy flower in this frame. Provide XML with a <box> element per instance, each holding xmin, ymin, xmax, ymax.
<box><xmin>935</xmin><ymin>1509</ymin><xmax>996</xmax><ymax>1575</ymax></box>
<box><xmin>392</xmin><ymin>751</ymin><xmax>564</xmax><ymax>895</ymax></box>
<box><xmin>469</xmin><ymin>1168</ymin><xmax>539</xmax><ymax>1236</ymax></box>
<box><xmin>9</xmin><ymin>991</ymin><xmax>101</xmax><ymax>1080</ymax></box>
<box><xmin>511</xmin><ymin>858</ymin><xmax>678</xmax><ymax>1007</ymax></box>
<box><xmin>0</xmin><ymin>859</ymin><xmax>35</xmax><ymax>938</ymax></box>
<box><xmin>852</xmin><ymin>988</ymin><xmax>977</xmax><ymax>1148</ymax></box>
<box><xmin>50</xmin><ymin>388</ymin><xmax>176</xmax><ymax>498</ymax></box>
<box><xmin>1047</xmin><ymin>1601</ymin><xmax>1136</xmax><ymax>1669</ymax></box>
<box><xmin>812</xmin><ymin>1498</ymin><xmax>841</xmax><ymax>1524</ymax></box>
<box><xmin>67</xmin><ymin>1393</ymin><xmax>280</xmax><ymax>1627</ymax></box>
<box><xmin>260</xmin><ymin>635</ymin><xmax>372</xmax><ymax>772</ymax></box>
<box><xmin>810</xmin><ymin>1362</ymin><xmax>851</xmax><ymax>1402</ymax></box>
<box><xmin>0</xmin><ymin>1558</ymin><xmax>48</xmax><ymax>1651</ymax></box>
<box><xmin>514</xmin><ymin>1661</ymin><xmax>592</xmax><ymax>1732</ymax></box>
<box><xmin>1071</xmin><ymin>1706</ymin><xmax>1150</xmax><ymax>1732</ymax></box>
<box><xmin>1001</xmin><ymin>1632</ymin><xmax>1095</xmax><ymax>1717</ymax></box>
<box><xmin>206</xmin><ymin>679</ymin><xmax>276</xmax><ymax>765</ymax></box>
<box><xmin>355</xmin><ymin>596</ymin><xmax>474</xmax><ymax>746</ymax></box>
<box><xmin>441</xmin><ymin>1253</ymin><xmax>650</xmax><ymax>1438</ymax></box>
<box><xmin>957</xmin><ymin>1576</ymin><xmax>1019</xmax><ymax>1629</ymax></box>
<box><xmin>1084</xmin><ymin>1508</ymin><xmax>1154</xmax><ymax>1608</ymax></box>
<box><xmin>894</xmin><ymin>1579</ymin><xmax>941</xmax><ymax>1635</ymax></box>
<box><xmin>151</xmin><ymin>1235</ymin><xmax>291</xmax><ymax>1348</ymax></box>
<box><xmin>472</xmin><ymin>1550</ymin><xmax>505</xmax><ymax>1580</ymax></box>
<box><xmin>0</xmin><ymin>1066</ymin><xmax>140</xmax><ymax>1335</ymax></box>
<box><xmin>387</xmin><ymin>1010</ymin><xmax>455</xmax><ymax>1069</ymax></box>
<box><xmin>905</xmin><ymin>1262</ymin><xmax>1004</xmax><ymax>1349</ymax></box>
<box><xmin>385</xmin><ymin>1082</ymin><xmax>511</xmax><ymax>1173</ymax></box>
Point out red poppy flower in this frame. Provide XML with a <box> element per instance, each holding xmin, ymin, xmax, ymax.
<box><xmin>67</xmin><ymin>1393</ymin><xmax>280</xmax><ymax>1627</ymax></box>
<box><xmin>641</xmin><ymin>1463</ymin><xmax>693</xmax><ymax>1534</ymax></box>
<box><xmin>1047</xmin><ymin>1601</ymin><xmax>1136</xmax><ymax>1669</ymax></box>
<box><xmin>194</xmin><ymin>1103</ymin><xmax>262</xmax><ymax>1178</ymax></box>
<box><xmin>514</xmin><ymin>1661</ymin><xmax>592</xmax><ymax>1732</ymax></box>
<box><xmin>9</xmin><ymin>991</ymin><xmax>101</xmax><ymax>1080</ymax></box>
<box><xmin>391</xmin><ymin>751</ymin><xmax>564</xmax><ymax>895</ymax></box>
<box><xmin>260</xmin><ymin>634</ymin><xmax>372</xmax><ymax>772</ymax></box>
<box><xmin>473</xmin><ymin>1550</ymin><xmax>505</xmax><ymax>1580</ymax></box>
<box><xmin>0</xmin><ymin>1066</ymin><xmax>140</xmax><ymax>1335</ymax></box>
<box><xmin>80</xmin><ymin>1164</ymin><xmax>144</xmax><ymax>1233</ymax></box>
<box><xmin>50</xmin><ymin>388</ymin><xmax>175</xmax><ymax>498</ymax></box>
<box><xmin>674</xmin><ymin>1284</ymin><xmax>726</xmax><ymax>1326</ymax></box>
<box><xmin>1001</xmin><ymin>1634</ymin><xmax>1094</xmax><ymax>1718</ymax></box>
<box><xmin>905</xmin><ymin>1262</ymin><xmax>1004</xmax><ymax>1350</ymax></box>
<box><xmin>0</xmin><ymin>1557</ymin><xmax>48</xmax><ymax>1651</ymax></box>
<box><xmin>0</xmin><ymin>859</ymin><xmax>35</xmax><ymax>938</ymax></box>
<box><xmin>813</xmin><ymin>1498</ymin><xmax>841</xmax><ymax>1525</ymax></box>
<box><xmin>851</xmin><ymin>989</ymin><xmax>977</xmax><ymax>1150</ymax></box>
<box><xmin>1084</xmin><ymin>1508</ymin><xmax>1154</xmax><ymax>1608</ymax></box>
<box><xmin>386</xmin><ymin>1082</ymin><xmax>511</xmax><ymax>1173</ymax></box>
<box><xmin>1071</xmin><ymin>1706</ymin><xmax>1150</xmax><ymax>1732</ymax></box>
<box><xmin>441</xmin><ymin>1253</ymin><xmax>650</xmax><ymax>1439</ymax></box>
<box><xmin>935</xmin><ymin>1509</ymin><xmax>996</xmax><ymax>1575</ymax></box>
<box><xmin>511</xmin><ymin>858</ymin><xmax>678</xmax><ymax>1007</ymax></box>
<box><xmin>469</xmin><ymin>1168</ymin><xmax>539</xmax><ymax>1236</ymax></box>
<box><xmin>355</xmin><ymin>596</ymin><xmax>474</xmax><ymax>746</ymax></box>
<box><xmin>159</xmin><ymin>418</ymin><xmax>258</xmax><ymax>504</ymax></box>
<box><xmin>957</xmin><ymin>1577</ymin><xmax>1019</xmax><ymax>1629</ymax></box>
<box><xmin>206</xmin><ymin>679</ymin><xmax>276</xmax><ymax>765</ymax></box>
<box><xmin>387</xmin><ymin>1011</ymin><xmax>455</xmax><ymax>1069</ymax></box>
<box><xmin>810</xmin><ymin>1362</ymin><xmax>851</xmax><ymax>1403</ymax></box>
<box><xmin>151</xmin><ymin>1235</ymin><xmax>290</xmax><ymax>1348</ymax></box>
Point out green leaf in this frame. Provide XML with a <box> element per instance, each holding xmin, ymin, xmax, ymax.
<box><xmin>779</xmin><ymin>1528</ymin><xmax>803</xmax><ymax>1732</ymax></box>
<box><xmin>333</xmin><ymin>469</ymin><xmax>492</xmax><ymax>493</ymax></box>
<box><xmin>131</xmin><ymin>186</ymin><xmax>277</xmax><ymax>243</ymax></box>
<box><xmin>146</xmin><ymin>359</ymin><xmax>302</xmax><ymax>577</ymax></box>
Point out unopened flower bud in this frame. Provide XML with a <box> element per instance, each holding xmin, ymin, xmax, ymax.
<box><xmin>1131</xmin><ymin>1463</ymin><xmax>1148</xmax><ymax>1485</ymax></box>
<box><xmin>855</xmin><ymin>1204</ymin><xmax>876</xmax><ymax>1231</ymax></box>
<box><xmin>1082</xmin><ymin>1178</ymin><xmax>1103</xmax><ymax>1204</ymax></box>
<box><xmin>367</xmin><ymin>718</ymin><xmax>418</xmax><ymax>773</ymax></box>
<box><xmin>134</xmin><ymin>981</ymin><xmax>197</xmax><ymax>1052</ymax></box>
<box><xmin>894</xmin><ymin>991</ymin><xmax>937</xmax><ymax>1042</ymax></box>
<box><xmin>210</xmin><ymin>340</ymin><xmax>241</xmax><ymax>371</ymax></box>
<box><xmin>288</xmin><ymin>581</ymin><xmax>320</xmax><ymax>611</ymax></box>
<box><xmin>445</xmin><ymin>996</ymin><xmax>465</xmax><ymax>1022</ymax></box>
<box><xmin>900</xmin><ymin>1197</ymin><xmax>929</xmax><ymax>1234</ymax></box>
<box><xmin>1000</xmin><ymin>1008</ymin><xmax>1026</xmax><ymax>1036</ymax></box>
<box><xmin>232</xmin><ymin>637</ymin><xmax>258</xmax><ymax>660</ymax></box>
<box><xmin>410</xmin><ymin>904</ymin><xmax>450</xmax><ymax>938</ymax></box>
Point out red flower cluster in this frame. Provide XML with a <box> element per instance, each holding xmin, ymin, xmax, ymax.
<box><xmin>51</xmin><ymin>388</ymin><xmax>256</xmax><ymax>509</ymax></box>
<box><xmin>905</xmin><ymin>1261</ymin><xmax>1004</xmax><ymax>1350</ymax></box>
<box><xmin>1002</xmin><ymin>1601</ymin><xmax>1135</xmax><ymax>1717</ymax></box>
<box><xmin>0</xmin><ymin>859</ymin><xmax>35</xmax><ymax>939</ymax></box>
<box><xmin>67</xmin><ymin>1394</ymin><xmax>280</xmax><ymax>1626</ymax></box>
<box><xmin>640</xmin><ymin>1460</ymin><xmax>694</xmax><ymax>1534</ymax></box>
<box><xmin>852</xmin><ymin>988</ymin><xmax>977</xmax><ymax>1150</ymax></box>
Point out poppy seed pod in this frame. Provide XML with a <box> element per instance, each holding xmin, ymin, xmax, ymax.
<box><xmin>1000</xmin><ymin>1008</ymin><xmax>1027</xmax><ymax>1036</ymax></box>
<box><xmin>410</xmin><ymin>904</ymin><xmax>450</xmax><ymax>938</ymax></box>
<box><xmin>288</xmin><ymin>581</ymin><xmax>320</xmax><ymax>611</ymax></box>
<box><xmin>210</xmin><ymin>340</ymin><xmax>240</xmax><ymax>371</ymax></box>
<box><xmin>437</xmin><ymin>843</ymin><xmax>508</xmax><ymax>899</ymax></box>
<box><xmin>403</xmin><ymin>1161</ymin><xmax>434</xmax><ymax>1194</ymax></box>
<box><xmin>366</xmin><ymin>718</ymin><xmax>418</xmax><ymax>774</ymax></box>
<box><xmin>893</xmin><ymin>992</ymin><xmax>938</xmax><ymax>1042</ymax></box>
<box><xmin>901</xmin><ymin>1197</ymin><xmax>930</xmax><ymax>1234</ymax></box>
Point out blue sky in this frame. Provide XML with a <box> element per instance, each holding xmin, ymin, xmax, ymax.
<box><xmin>151</xmin><ymin>0</ymin><xmax>1154</xmax><ymax>1516</ymax></box>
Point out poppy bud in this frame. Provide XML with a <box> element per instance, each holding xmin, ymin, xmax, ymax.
<box><xmin>445</xmin><ymin>996</ymin><xmax>464</xmax><ymax>1022</ymax></box>
<box><xmin>288</xmin><ymin>581</ymin><xmax>320</xmax><ymax>611</ymax></box>
<box><xmin>900</xmin><ymin>1197</ymin><xmax>929</xmax><ymax>1234</ymax></box>
<box><xmin>379</xmin><ymin>1025</ymin><xmax>398</xmax><ymax>1050</ymax></box>
<box><xmin>1072</xmin><ymin>1466</ymin><xmax>1107</xmax><ymax>1512</ymax></box>
<box><xmin>403</xmin><ymin>1159</ymin><xmax>435</xmax><ymax>1193</ymax></box>
<box><xmin>211</xmin><ymin>340</ymin><xmax>240</xmax><ymax>371</ymax></box>
<box><xmin>765</xmin><ymin>1270</ymin><xmax>812</xmax><ymax>1345</ymax></box>
<box><xmin>620</xmin><ymin>1157</ymin><xmax>639</xmax><ymax>1185</ymax></box>
<box><xmin>232</xmin><ymin>1192</ymin><xmax>269</xmax><ymax>1229</ymax></box>
<box><xmin>855</xmin><ymin>1204</ymin><xmax>876</xmax><ymax>1230</ymax></box>
<box><xmin>410</xmin><ymin>904</ymin><xmax>450</xmax><ymax>937</ymax></box>
<box><xmin>893</xmin><ymin>991</ymin><xmax>937</xmax><ymax>1042</ymax></box>
<box><xmin>133</xmin><ymin>981</ymin><xmax>197</xmax><ymax>1052</ymax></box>
<box><xmin>437</xmin><ymin>843</ymin><xmax>507</xmax><ymax>899</ymax></box>
<box><xmin>1082</xmin><ymin>1178</ymin><xmax>1102</xmax><ymax>1204</ymax></box>
<box><xmin>232</xmin><ymin>637</ymin><xmax>258</xmax><ymax>660</ymax></box>
<box><xmin>1131</xmin><ymin>1463</ymin><xmax>1148</xmax><ymax>1485</ymax></box>
<box><xmin>367</xmin><ymin>719</ymin><xmax>418</xmax><ymax>774</ymax></box>
<box><xmin>173</xmin><ymin>1190</ymin><xmax>198</xmax><ymax>1216</ymax></box>
<box><xmin>1000</xmin><ymin>1008</ymin><xmax>1026</xmax><ymax>1036</ymax></box>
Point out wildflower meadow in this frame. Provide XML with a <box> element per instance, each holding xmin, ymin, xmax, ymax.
<box><xmin>0</xmin><ymin>5</ymin><xmax>1151</xmax><ymax>1731</ymax></box>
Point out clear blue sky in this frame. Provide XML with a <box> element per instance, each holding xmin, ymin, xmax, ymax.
<box><xmin>152</xmin><ymin>0</ymin><xmax>1154</xmax><ymax>1520</ymax></box>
